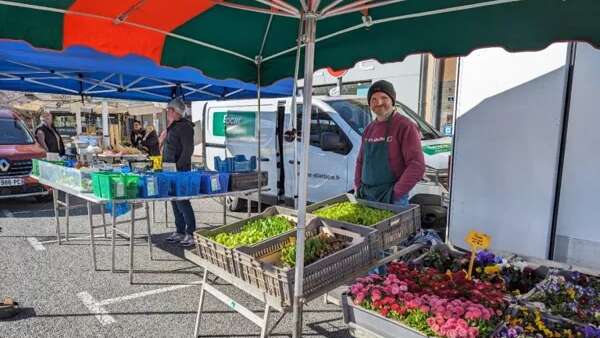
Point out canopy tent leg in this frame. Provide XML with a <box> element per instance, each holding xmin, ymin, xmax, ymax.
<box><xmin>292</xmin><ymin>12</ymin><xmax>317</xmax><ymax>338</ymax></box>
<box><xmin>291</xmin><ymin>15</ymin><xmax>304</xmax><ymax>210</ymax></box>
<box><xmin>256</xmin><ymin>59</ymin><xmax>263</xmax><ymax>213</ymax></box>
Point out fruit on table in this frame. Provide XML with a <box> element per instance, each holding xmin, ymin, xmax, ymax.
<box><xmin>281</xmin><ymin>233</ymin><xmax>349</xmax><ymax>268</ymax></box>
<box><xmin>212</xmin><ymin>216</ymin><xmax>294</xmax><ymax>248</ymax></box>
<box><xmin>313</xmin><ymin>201</ymin><xmax>395</xmax><ymax>226</ymax></box>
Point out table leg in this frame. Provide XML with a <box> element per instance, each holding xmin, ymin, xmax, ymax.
<box><xmin>65</xmin><ymin>193</ymin><xmax>70</xmax><ymax>241</ymax></box>
<box><xmin>53</xmin><ymin>189</ymin><xmax>61</xmax><ymax>245</ymax></box>
<box><xmin>152</xmin><ymin>201</ymin><xmax>156</xmax><ymax>223</ymax></box>
<box><xmin>164</xmin><ymin>201</ymin><xmax>168</xmax><ymax>228</ymax></box>
<box><xmin>222</xmin><ymin>197</ymin><xmax>227</xmax><ymax>225</ymax></box>
<box><xmin>111</xmin><ymin>206</ymin><xmax>117</xmax><ymax>273</ymax></box>
<box><xmin>87</xmin><ymin>201</ymin><xmax>97</xmax><ymax>271</ymax></box>
<box><xmin>101</xmin><ymin>204</ymin><xmax>107</xmax><ymax>238</ymax></box>
<box><xmin>247</xmin><ymin>196</ymin><xmax>251</xmax><ymax>218</ymax></box>
<box><xmin>259</xmin><ymin>303</ymin><xmax>271</xmax><ymax>338</ymax></box>
<box><xmin>194</xmin><ymin>269</ymin><xmax>208</xmax><ymax>338</ymax></box>
<box><xmin>129</xmin><ymin>203</ymin><xmax>135</xmax><ymax>284</ymax></box>
<box><xmin>145</xmin><ymin>202</ymin><xmax>153</xmax><ymax>260</ymax></box>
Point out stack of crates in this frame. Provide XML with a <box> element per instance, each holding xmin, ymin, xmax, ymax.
<box><xmin>214</xmin><ymin>155</ymin><xmax>256</xmax><ymax>173</ymax></box>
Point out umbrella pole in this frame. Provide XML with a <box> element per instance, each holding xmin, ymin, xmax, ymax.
<box><xmin>291</xmin><ymin>17</ymin><xmax>304</xmax><ymax>209</ymax></box>
<box><xmin>257</xmin><ymin>59</ymin><xmax>263</xmax><ymax>213</ymax></box>
<box><xmin>292</xmin><ymin>13</ymin><xmax>316</xmax><ymax>338</ymax></box>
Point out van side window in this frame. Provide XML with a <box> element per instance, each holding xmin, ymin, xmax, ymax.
<box><xmin>297</xmin><ymin>104</ymin><xmax>350</xmax><ymax>154</ymax></box>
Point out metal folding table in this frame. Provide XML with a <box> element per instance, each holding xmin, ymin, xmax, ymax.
<box><xmin>35</xmin><ymin>176</ymin><xmax>260</xmax><ymax>284</ymax></box>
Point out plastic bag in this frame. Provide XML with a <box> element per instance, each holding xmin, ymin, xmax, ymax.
<box><xmin>105</xmin><ymin>202</ymin><xmax>130</xmax><ymax>217</ymax></box>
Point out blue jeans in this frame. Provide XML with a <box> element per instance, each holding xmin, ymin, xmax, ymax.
<box><xmin>171</xmin><ymin>200</ymin><xmax>196</xmax><ymax>235</ymax></box>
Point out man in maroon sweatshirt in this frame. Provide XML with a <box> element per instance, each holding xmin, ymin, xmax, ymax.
<box><xmin>354</xmin><ymin>80</ymin><xmax>426</xmax><ymax>206</ymax></box>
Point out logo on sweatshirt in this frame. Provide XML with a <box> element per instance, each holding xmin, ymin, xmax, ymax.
<box><xmin>365</xmin><ymin>136</ymin><xmax>393</xmax><ymax>143</ymax></box>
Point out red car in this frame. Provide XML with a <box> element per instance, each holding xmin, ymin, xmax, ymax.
<box><xmin>0</xmin><ymin>109</ymin><xmax>49</xmax><ymax>201</ymax></box>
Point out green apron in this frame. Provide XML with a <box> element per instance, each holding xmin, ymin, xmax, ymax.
<box><xmin>357</xmin><ymin>113</ymin><xmax>397</xmax><ymax>203</ymax></box>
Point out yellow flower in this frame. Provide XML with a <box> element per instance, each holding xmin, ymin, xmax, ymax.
<box><xmin>567</xmin><ymin>288</ymin><xmax>576</xmax><ymax>300</ymax></box>
<box><xmin>484</xmin><ymin>265</ymin><xmax>501</xmax><ymax>275</ymax></box>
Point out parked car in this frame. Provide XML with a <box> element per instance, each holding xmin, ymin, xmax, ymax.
<box><xmin>0</xmin><ymin>109</ymin><xmax>49</xmax><ymax>202</ymax></box>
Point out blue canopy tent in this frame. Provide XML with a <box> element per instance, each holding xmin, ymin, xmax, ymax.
<box><xmin>0</xmin><ymin>40</ymin><xmax>293</xmax><ymax>102</ymax></box>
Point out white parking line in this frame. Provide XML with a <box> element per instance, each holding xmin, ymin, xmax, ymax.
<box><xmin>1</xmin><ymin>209</ymin><xmax>14</xmax><ymax>217</ymax></box>
<box><xmin>27</xmin><ymin>237</ymin><xmax>46</xmax><ymax>251</ymax></box>
<box><xmin>77</xmin><ymin>292</ymin><xmax>116</xmax><ymax>326</ymax></box>
<box><xmin>79</xmin><ymin>281</ymin><xmax>203</xmax><ymax>325</ymax></box>
<box><xmin>98</xmin><ymin>281</ymin><xmax>202</xmax><ymax>306</ymax></box>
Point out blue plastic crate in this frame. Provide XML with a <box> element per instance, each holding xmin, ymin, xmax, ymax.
<box><xmin>199</xmin><ymin>171</ymin><xmax>229</xmax><ymax>194</ymax></box>
<box><xmin>214</xmin><ymin>155</ymin><xmax>256</xmax><ymax>173</ymax></box>
<box><xmin>188</xmin><ymin>171</ymin><xmax>202</xmax><ymax>195</ymax></box>
<box><xmin>214</xmin><ymin>157</ymin><xmax>231</xmax><ymax>172</ymax></box>
<box><xmin>162</xmin><ymin>172</ymin><xmax>200</xmax><ymax>196</ymax></box>
<box><xmin>138</xmin><ymin>174</ymin><xmax>160</xmax><ymax>198</ymax></box>
<box><xmin>155</xmin><ymin>172</ymin><xmax>171</xmax><ymax>197</ymax></box>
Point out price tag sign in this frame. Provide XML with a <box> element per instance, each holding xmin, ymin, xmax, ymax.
<box><xmin>465</xmin><ymin>230</ymin><xmax>491</xmax><ymax>280</ymax></box>
<box><xmin>466</xmin><ymin>230</ymin><xmax>490</xmax><ymax>250</ymax></box>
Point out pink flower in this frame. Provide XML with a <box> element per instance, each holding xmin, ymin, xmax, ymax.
<box><xmin>464</xmin><ymin>308</ymin><xmax>482</xmax><ymax>320</ymax></box>
<box><xmin>354</xmin><ymin>291</ymin><xmax>366</xmax><ymax>304</ymax></box>
<box><xmin>468</xmin><ymin>327</ymin><xmax>479</xmax><ymax>338</ymax></box>
<box><xmin>371</xmin><ymin>288</ymin><xmax>382</xmax><ymax>301</ymax></box>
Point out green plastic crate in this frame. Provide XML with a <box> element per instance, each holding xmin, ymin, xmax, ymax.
<box><xmin>91</xmin><ymin>173</ymin><xmax>139</xmax><ymax>200</ymax></box>
<box><xmin>31</xmin><ymin>159</ymin><xmax>41</xmax><ymax>177</ymax></box>
<box><xmin>123</xmin><ymin>175</ymin><xmax>139</xmax><ymax>199</ymax></box>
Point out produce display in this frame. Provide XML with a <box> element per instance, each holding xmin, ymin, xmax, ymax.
<box><xmin>102</xmin><ymin>144</ymin><xmax>142</xmax><ymax>156</ymax></box>
<box><xmin>348</xmin><ymin>245</ymin><xmax>600</xmax><ymax>338</ymax></box>
<box><xmin>212</xmin><ymin>216</ymin><xmax>294</xmax><ymax>248</ymax></box>
<box><xmin>349</xmin><ymin>261</ymin><xmax>506</xmax><ymax>338</ymax></box>
<box><xmin>528</xmin><ymin>271</ymin><xmax>600</xmax><ymax>327</ymax></box>
<box><xmin>280</xmin><ymin>233</ymin><xmax>349</xmax><ymax>268</ymax></box>
<box><xmin>496</xmin><ymin>306</ymin><xmax>598</xmax><ymax>338</ymax></box>
<box><xmin>313</xmin><ymin>201</ymin><xmax>395</xmax><ymax>226</ymax></box>
<box><xmin>419</xmin><ymin>246</ymin><xmax>545</xmax><ymax>296</ymax></box>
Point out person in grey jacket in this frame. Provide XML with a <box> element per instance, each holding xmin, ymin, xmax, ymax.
<box><xmin>163</xmin><ymin>98</ymin><xmax>196</xmax><ymax>247</ymax></box>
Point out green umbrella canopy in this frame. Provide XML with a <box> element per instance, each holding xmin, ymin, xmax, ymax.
<box><xmin>0</xmin><ymin>0</ymin><xmax>598</xmax><ymax>85</ymax></box>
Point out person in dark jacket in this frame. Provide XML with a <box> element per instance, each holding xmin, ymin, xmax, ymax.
<box><xmin>130</xmin><ymin>120</ymin><xmax>145</xmax><ymax>149</ymax></box>
<box><xmin>35</xmin><ymin>110</ymin><xmax>65</xmax><ymax>156</ymax></box>
<box><xmin>163</xmin><ymin>98</ymin><xmax>196</xmax><ymax>247</ymax></box>
<box><xmin>140</xmin><ymin>125</ymin><xmax>160</xmax><ymax>156</ymax></box>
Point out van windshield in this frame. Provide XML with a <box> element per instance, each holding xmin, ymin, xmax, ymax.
<box><xmin>0</xmin><ymin>117</ymin><xmax>35</xmax><ymax>145</ymax></box>
<box><xmin>327</xmin><ymin>98</ymin><xmax>441</xmax><ymax>140</ymax></box>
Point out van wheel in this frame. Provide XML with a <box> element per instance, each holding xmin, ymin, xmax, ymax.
<box><xmin>227</xmin><ymin>197</ymin><xmax>247</xmax><ymax>212</ymax></box>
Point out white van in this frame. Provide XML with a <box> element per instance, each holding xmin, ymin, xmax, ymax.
<box><xmin>192</xmin><ymin>96</ymin><xmax>450</xmax><ymax>228</ymax></box>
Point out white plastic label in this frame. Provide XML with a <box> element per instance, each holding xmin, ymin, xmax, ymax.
<box><xmin>210</xmin><ymin>175</ymin><xmax>220</xmax><ymax>192</ymax></box>
<box><xmin>115</xmin><ymin>182</ymin><xmax>125</xmax><ymax>197</ymax></box>
<box><xmin>147</xmin><ymin>177</ymin><xmax>156</xmax><ymax>196</ymax></box>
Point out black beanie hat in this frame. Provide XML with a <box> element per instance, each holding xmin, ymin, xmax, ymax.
<box><xmin>367</xmin><ymin>80</ymin><xmax>396</xmax><ymax>105</ymax></box>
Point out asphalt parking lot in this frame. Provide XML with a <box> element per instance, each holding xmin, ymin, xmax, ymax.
<box><xmin>0</xmin><ymin>196</ymin><xmax>351</xmax><ymax>338</ymax></box>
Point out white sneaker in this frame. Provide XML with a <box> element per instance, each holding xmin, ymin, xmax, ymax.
<box><xmin>178</xmin><ymin>234</ymin><xmax>195</xmax><ymax>247</ymax></box>
<box><xmin>166</xmin><ymin>232</ymin><xmax>184</xmax><ymax>243</ymax></box>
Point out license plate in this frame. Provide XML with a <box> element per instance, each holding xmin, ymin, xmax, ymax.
<box><xmin>0</xmin><ymin>178</ymin><xmax>24</xmax><ymax>187</ymax></box>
